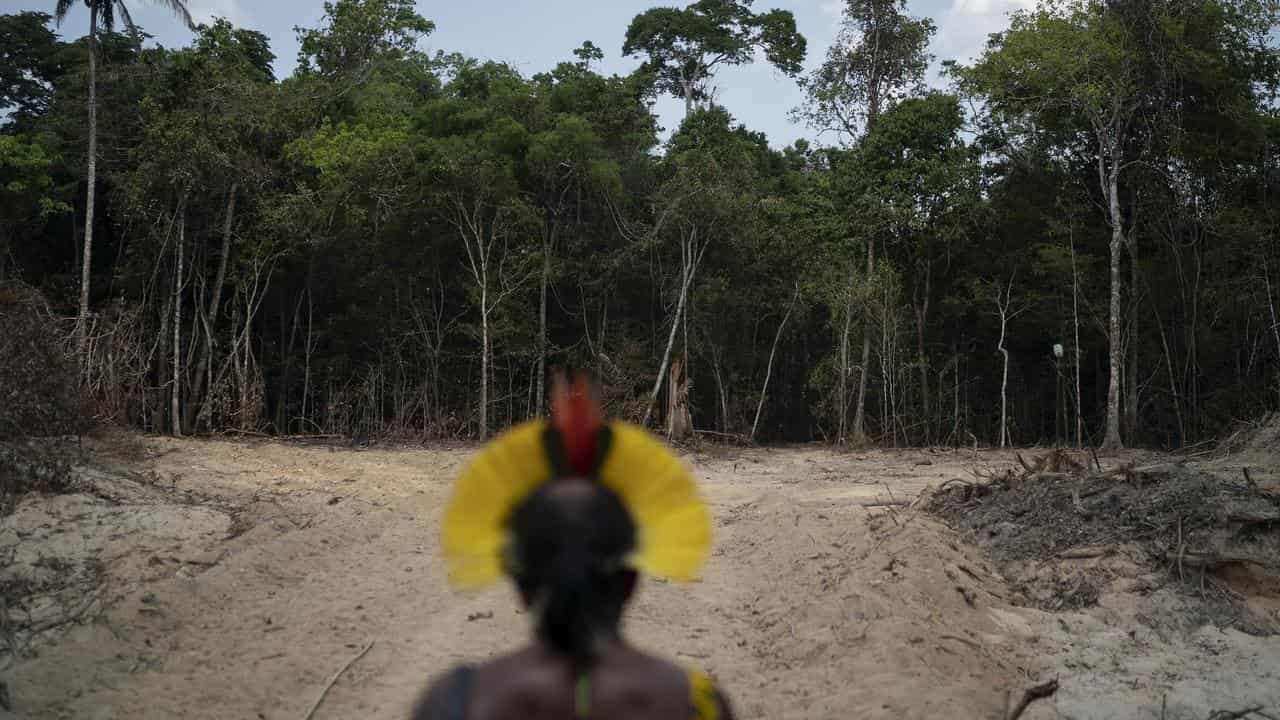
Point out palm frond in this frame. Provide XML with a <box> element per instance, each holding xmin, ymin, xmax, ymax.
<box><xmin>99</xmin><ymin>0</ymin><xmax>115</xmax><ymax>32</ymax></box>
<box><xmin>53</xmin><ymin>0</ymin><xmax>77</xmax><ymax>26</ymax></box>
<box><xmin>114</xmin><ymin>0</ymin><xmax>137</xmax><ymax>36</ymax></box>
<box><xmin>147</xmin><ymin>0</ymin><xmax>196</xmax><ymax>30</ymax></box>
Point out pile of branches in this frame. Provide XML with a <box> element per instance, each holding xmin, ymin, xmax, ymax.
<box><xmin>0</xmin><ymin>283</ymin><xmax>87</xmax><ymax>514</ymax></box>
<box><xmin>0</xmin><ymin>283</ymin><xmax>84</xmax><ymax>441</ymax></box>
<box><xmin>927</xmin><ymin>451</ymin><xmax>1280</xmax><ymax>617</ymax></box>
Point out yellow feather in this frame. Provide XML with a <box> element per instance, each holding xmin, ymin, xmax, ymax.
<box><xmin>441</xmin><ymin>419</ymin><xmax>711</xmax><ymax>589</ymax></box>
<box><xmin>442</xmin><ymin>420</ymin><xmax>552</xmax><ymax>588</ymax></box>
<box><xmin>599</xmin><ymin>422</ymin><xmax>711</xmax><ymax>582</ymax></box>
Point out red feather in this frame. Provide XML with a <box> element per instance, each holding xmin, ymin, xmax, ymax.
<box><xmin>550</xmin><ymin>373</ymin><xmax>602</xmax><ymax>476</ymax></box>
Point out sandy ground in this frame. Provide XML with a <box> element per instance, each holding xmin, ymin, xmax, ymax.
<box><xmin>2</xmin><ymin>436</ymin><xmax>1278</xmax><ymax>719</ymax></box>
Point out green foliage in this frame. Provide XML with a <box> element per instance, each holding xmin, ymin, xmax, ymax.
<box><xmin>0</xmin><ymin>0</ymin><xmax>1275</xmax><ymax>446</ymax></box>
<box><xmin>623</xmin><ymin>0</ymin><xmax>806</xmax><ymax>110</ymax></box>
<box><xmin>0</xmin><ymin>12</ymin><xmax>64</xmax><ymax>126</ymax></box>
<box><xmin>0</xmin><ymin>134</ymin><xmax>71</xmax><ymax>268</ymax></box>
<box><xmin>296</xmin><ymin>0</ymin><xmax>434</xmax><ymax>78</ymax></box>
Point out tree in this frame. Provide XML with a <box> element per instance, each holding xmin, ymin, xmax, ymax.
<box><xmin>623</xmin><ymin>0</ymin><xmax>806</xmax><ymax>117</ymax></box>
<box><xmin>296</xmin><ymin>0</ymin><xmax>434</xmax><ymax>79</ymax></box>
<box><xmin>0</xmin><ymin>12</ymin><xmax>66</xmax><ymax>129</ymax></box>
<box><xmin>857</xmin><ymin>93</ymin><xmax>978</xmax><ymax>444</ymax></box>
<box><xmin>960</xmin><ymin>0</ymin><xmax>1144</xmax><ymax>449</ymax></box>
<box><xmin>415</xmin><ymin>61</ymin><xmax>538</xmax><ymax>439</ymax></box>
<box><xmin>801</xmin><ymin>0</ymin><xmax>934</xmax><ymax>445</ymax></box>
<box><xmin>988</xmin><ymin>273</ymin><xmax>1029</xmax><ymax>448</ymax></box>
<box><xmin>526</xmin><ymin>113</ymin><xmax>620</xmax><ymax>416</ymax></box>
<box><xmin>796</xmin><ymin>0</ymin><xmax>935</xmax><ymax>144</ymax></box>
<box><xmin>54</xmin><ymin>0</ymin><xmax>194</xmax><ymax>362</ymax></box>
<box><xmin>0</xmin><ymin>134</ymin><xmax>71</xmax><ymax>280</ymax></box>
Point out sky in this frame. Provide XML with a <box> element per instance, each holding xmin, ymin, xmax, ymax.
<box><xmin>3</xmin><ymin>0</ymin><xmax>1037</xmax><ymax>147</ymax></box>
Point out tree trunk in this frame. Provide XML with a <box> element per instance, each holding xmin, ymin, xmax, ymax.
<box><xmin>156</xmin><ymin>293</ymin><xmax>172</xmax><ymax>433</ymax></box>
<box><xmin>186</xmin><ymin>182</ymin><xmax>237</xmax><ymax>431</ymax></box>
<box><xmin>1102</xmin><ymin>154</ymin><xmax>1125</xmax><ymax>450</ymax></box>
<box><xmin>1070</xmin><ymin>233</ymin><xmax>1084</xmax><ymax>448</ymax></box>
<box><xmin>303</xmin><ymin>285</ymin><xmax>314</xmax><ymax>428</ymax></box>
<box><xmin>914</xmin><ymin>262</ymin><xmax>932</xmax><ymax>444</ymax></box>
<box><xmin>998</xmin><ymin>315</ymin><xmax>1010</xmax><ymax>449</ymax></box>
<box><xmin>752</xmin><ymin>283</ymin><xmax>800</xmax><ymax>442</ymax></box>
<box><xmin>171</xmin><ymin>206</ymin><xmax>185</xmax><ymax>437</ymax></box>
<box><xmin>479</xmin><ymin>282</ymin><xmax>489</xmax><ymax>439</ymax></box>
<box><xmin>642</xmin><ymin>231</ymin><xmax>703</xmax><ymax>427</ymax></box>
<box><xmin>76</xmin><ymin>5</ymin><xmax>100</xmax><ymax>363</ymax></box>
<box><xmin>852</xmin><ymin>238</ymin><xmax>875</xmax><ymax>445</ymax></box>
<box><xmin>1126</xmin><ymin>237</ymin><xmax>1139</xmax><ymax>442</ymax></box>
<box><xmin>535</xmin><ymin>232</ymin><xmax>551</xmax><ymax>417</ymax></box>
<box><xmin>1264</xmin><ymin>253</ymin><xmax>1280</xmax><ymax>409</ymax></box>
<box><xmin>837</xmin><ymin>268</ymin><xmax>854</xmax><ymax>445</ymax></box>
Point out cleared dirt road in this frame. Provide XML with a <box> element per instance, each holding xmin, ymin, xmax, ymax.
<box><xmin>3</xmin><ymin>437</ymin><xmax>1277</xmax><ymax>719</ymax></box>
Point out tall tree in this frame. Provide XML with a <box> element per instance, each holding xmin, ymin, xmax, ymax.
<box><xmin>796</xmin><ymin>0</ymin><xmax>935</xmax><ymax>144</ymax></box>
<box><xmin>960</xmin><ymin>0</ymin><xmax>1147</xmax><ymax>449</ymax></box>
<box><xmin>623</xmin><ymin>0</ymin><xmax>806</xmax><ymax>117</ymax></box>
<box><xmin>54</xmin><ymin>0</ymin><xmax>194</xmax><ymax>362</ymax></box>
<box><xmin>802</xmin><ymin>0</ymin><xmax>934</xmax><ymax>445</ymax></box>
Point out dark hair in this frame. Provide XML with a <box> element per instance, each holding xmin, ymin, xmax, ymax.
<box><xmin>505</xmin><ymin>480</ymin><xmax>637</xmax><ymax>667</ymax></box>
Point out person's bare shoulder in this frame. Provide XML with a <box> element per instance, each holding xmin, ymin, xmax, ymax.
<box><xmin>615</xmin><ymin>646</ymin><xmax>736</xmax><ymax>719</ymax></box>
<box><xmin>408</xmin><ymin>667</ymin><xmax>465</xmax><ymax>720</ymax></box>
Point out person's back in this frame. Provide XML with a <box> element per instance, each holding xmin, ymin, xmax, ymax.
<box><xmin>413</xmin><ymin>644</ymin><xmax>731</xmax><ymax>720</ymax></box>
<box><xmin>410</xmin><ymin>374</ymin><xmax>733</xmax><ymax>720</ymax></box>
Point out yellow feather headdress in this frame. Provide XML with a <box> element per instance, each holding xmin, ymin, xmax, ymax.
<box><xmin>442</xmin><ymin>376</ymin><xmax>711</xmax><ymax>589</ymax></box>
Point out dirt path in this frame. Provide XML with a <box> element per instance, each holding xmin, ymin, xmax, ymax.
<box><xmin>3</xmin><ymin>437</ymin><xmax>1277</xmax><ymax>719</ymax></box>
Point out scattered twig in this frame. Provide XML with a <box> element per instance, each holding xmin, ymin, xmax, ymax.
<box><xmin>939</xmin><ymin>633</ymin><xmax>983</xmax><ymax>650</ymax></box>
<box><xmin>1208</xmin><ymin>707</ymin><xmax>1265</xmax><ymax>720</ymax></box>
<box><xmin>691</xmin><ymin>429</ymin><xmax>751</xmax><ymax>445</ymax></box>
<box><xmin>1177</xmin><ymin>515</ymin><xmax>1186</xmax><ymax>584</ymax></box>
<box><xmin>1090</xmin><ymin>447</ymin><xmax>1103</xmax><ymax>472</ymax></box>
<box><xmin>1016</xmin><ymin>452</ymin><xmax>1033</xmax><ymax>473</ymax></box>
<box><xmin>855</xmin><ymin>499</ymin><xmax>912</xmax><ymax>508</ymax></box>
<box><xmin>1007</xmin><ymin>678</ymin><xmax>1059</xmax><ymax>720</ymax></box>
<box><xmin>302</xmin><ymin>639</ymin><xmax>375</xmax><ymax>720</ymax></box>
<box><xmin>1242</xmin><ymin>467</ymin><xmax>1257</xmax><ymax>492</ymax></box>
<box><xmin>937</xmin><ymin>478</ymin><xmax>974</xmax><ymax>492</ymax></box>
<box><xmin>26</xmin><ymin>589</ymin><xmax>102</xmax><ymax>636</ymax></box>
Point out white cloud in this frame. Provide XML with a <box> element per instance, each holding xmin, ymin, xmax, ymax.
<box><xmin>186</xmin><ymin>0</ymin><xmax>249</xmax><ymax>27</ymax></box>
<box><xmin>933</xmin><ymin>0</ymin><xmax>1036</xmax><ymax>67</ymax></box>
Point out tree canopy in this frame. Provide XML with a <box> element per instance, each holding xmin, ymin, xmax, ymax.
<box><xmin>2</xmin><ymin>0</ymin><xmax>1278</xmax><ymax>450</ymax></box>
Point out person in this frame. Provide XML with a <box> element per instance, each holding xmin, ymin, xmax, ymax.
<box><xmin>411</xmin><ymin>374</ymin><xmax>734</xmax><ymax>720</ymax></box>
